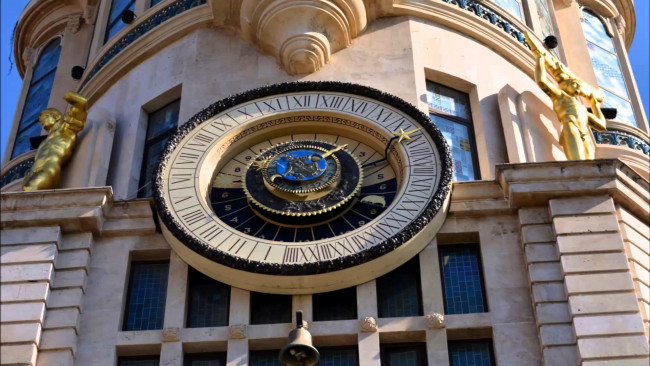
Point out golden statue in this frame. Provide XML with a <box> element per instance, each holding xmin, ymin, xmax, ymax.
<box><xmin>525</xmin><ymin>31</ymin><xmax>606</xmax><ymax>160</ymax></box>
<box><xmin>22</xmin><ymin>92</ymin><xmax>88</xmax><ymax>191</ymax></box>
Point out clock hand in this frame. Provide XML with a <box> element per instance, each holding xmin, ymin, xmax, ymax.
<box><xmin>363</xmin><ymin>128</ymin><xmax>422</xmax><ymax>168</ymax></box>
<box><xmin>311</xmin><ymin>144</ymin><xmax>348</xmax><ymax>162</ymax></box>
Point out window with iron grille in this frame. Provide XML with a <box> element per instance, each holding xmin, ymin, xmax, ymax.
<box><xmin>426</xmin><ymin>81</ymin><xmax>479</xmax><ymax>182</ymax></box>
<box><xmin>376</xmin><ymin>257</ymin><xmax>423</xmax><ymax>318</ymax></box>
<box><xmin>319</xmin><ymin>346</ymin><xmax>359</xmax><ymax>366</ymax></box>
<box><xmin>138</xmin><ymin>99</ymin><xmax>180</xmax><ymax>197</ymax></box>
<box><xmin>250</xmin><ymin>292</ymin><xmax>292</xmax><ymax>325</ymax></box>
<box><xmin>380</xmin><ymin>343</ymin><xmax>428</xmax><ymax>366</ymax></box>
<box><xmin>117</xmin><ymin>355</ymin><xmax>160</xmax><ymax>366</ymax></box>
<box><xmin>184</xmin><ymin>353</ymin><xmax>227</xmax><ymax>366</ymax></box>
<box><xmin>12</xmin><ymin>39</ymin><xmax>61</xmax><ymax>159</ymax></box>
<box><xmin>448</xmin><ymin>339</ymin><xmax>495</xmax><ymax>366</ymax></box>
<box><xmin>187</xmin><ymin>267</ymin><xmax>230</xmax><ymax>328</ymax></box>
<box><xmin>249</xmin><ymin>350</ymin><xmax>281</xmax><ymax>366</ymax></box>
<box><xmin>313</xmin><ymin>287</ymin><xmax>357</xmax><ymax>321</ymax></box>
<box><xmin>123</xmin><ymin>261</ymin><xmax>169</xmax><ymax>331</ymax></box>
<box><xmin>439</xmin><ymin>244</ymin><xmax>488</xmax><ymax>315</ymax></box>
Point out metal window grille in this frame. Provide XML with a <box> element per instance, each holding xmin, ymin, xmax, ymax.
<box><xmin>376</xmin><ymin>257</ymin><xmax>423</xmax><ymax>318</ymax></box>
<box><xmin>439</xmin><ymin>244</ymin><xmax>488</xmax><ymax>315</ymax></box>
<box><xmin>187</xmin><ymin>267</ymin><xmax>230</xmax><ymax>328</ymax></box>
<box><xmin>123</xmin><ymin>261</ymin><xmax>169</xmax><ymax>331</ymax></box>
<box><xmin>313</xmin><ymin>287</ymin><xmax>357</xmax><ymax>321</ymax></box>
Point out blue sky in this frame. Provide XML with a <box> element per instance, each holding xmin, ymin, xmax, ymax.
<box><xmin>1</xmin><ymin>1</ymin><xmax>649</xmax><ymax>161</ymax></box>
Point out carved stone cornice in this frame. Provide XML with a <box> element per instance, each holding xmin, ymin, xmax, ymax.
<box><xmin>239</xmin><ymin>0</ymin><xmax>367</xmax><ymax>75</ymax></box>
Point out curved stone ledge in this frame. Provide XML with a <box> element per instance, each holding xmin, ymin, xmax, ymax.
<box><xmin>593</xmin><ymin>122</ymin><xmax>650</xmax><ymax>156</ymax></box>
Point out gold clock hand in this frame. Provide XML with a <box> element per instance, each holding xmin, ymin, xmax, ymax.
<box><xmin>311</xmin><ymin>144</ymin><xmax>348</xmax><ymax>161</ymax></box>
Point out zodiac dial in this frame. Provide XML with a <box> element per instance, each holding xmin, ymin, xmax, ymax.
<box><xmin>154</xmin><ymin>82</ymin><xmax>452</xmax><ymax>294</ymax></box>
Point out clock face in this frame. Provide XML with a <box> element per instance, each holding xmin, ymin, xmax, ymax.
<box><xmin>154</xmin><ymin>82</ymin><xmax>452</xmax><ymax>294</ymax></box>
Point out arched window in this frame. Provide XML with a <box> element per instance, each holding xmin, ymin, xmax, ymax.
<box><xmin>491</xmin><ymin>0</ymin><xmax>524</xmax><ymax>21</ymax></box>
<box><xmin>105</xmin><ymin>0</ymin><xmax>136</xmax><ymax>43</ymax></box>
<box><xmin>11</xmin><ymin>38</ymin><xmax>61</xmax><ymax>159</ymax></box>
<box><xmin>580</xmin><ymin>9</ymin><xmax>637</xmax><ymax>127</ymax></box>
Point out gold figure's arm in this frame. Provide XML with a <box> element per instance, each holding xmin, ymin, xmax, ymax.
<box><xmin>534</xmin><ymin>54</ymin><xmax>561</xmax><ymax>100</ymax></box>
<box><xmin>63</xmin><ymin>92</ymin><xmax>88</xmax><ymax>133</ymax></box>
<box><xmin>586</xmin><ymin>91</ymin><xmax>607</xmax><ymax>132</ymax></box>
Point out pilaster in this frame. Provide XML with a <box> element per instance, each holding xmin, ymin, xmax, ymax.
<box><xmin>357</xmin><ymin>281</ymin><xmax>380</xmax><ymax>366</ymax></box>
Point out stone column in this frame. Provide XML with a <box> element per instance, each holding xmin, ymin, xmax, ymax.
<box><xmin>518</xmin><ymin>207</ymin><xmax>578</xmax><ymax>365</ymax></box>
<box><xmin>549</xmin><ymin>196</ymin><xmax>649</xmax><ymax>363</ymax></box>
<box><xmin>160</xmin><ymin>252</ymin><xmax>188</xmax><ymax>366</ymax></box>
<box><xmin>419</xmin><ymin>242</ymin><xmax>449</xmax><ymax>366</ymax></box>
<box><xmin>357</xmin><ymin>280</ymin><xmax>380</xmax><ymax>366</ymax></box>
<box><xmin>227</xmin><ymin>288</ymin><xmax>250</xmax><ymax>366</ymax></box>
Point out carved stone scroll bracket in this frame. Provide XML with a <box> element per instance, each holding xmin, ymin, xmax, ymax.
<box><xmin>426</xmin><ymin>313</ymin><xmax>445</xmax><ymax>329</ymax></box>
<box><xmin>240</xmin><ymin>0</ymin><xmax>367</xmax><ymax>75</ymax></box>
<box><xmin>66</xmin><ymin>14</ymin><xmax>83</xmax><ymax>34</ymax></box>
<box><xmin>614</xmin><ymin>15</ymin><xmax>626</xmax><ymax>37</ymax></box>
<box><xmin>229</xmin><ymin>324</ymin><xmax>247</xmax><ymax>339</ymax></box>
<box><xmin>359</xmin><ymin>316</ymin><xmax>378</xmax><ymax>332</ymax></box>
<box><xmin>22</xmin><ymin>47</ymin><xmax>37</xmax><ymax>69</ymax></box>
<box><xmin>83</xmin><ymin>5</ymin><xmax>98</xmax><ymax>25</ymax></box>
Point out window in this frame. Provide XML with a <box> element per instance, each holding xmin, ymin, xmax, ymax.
<box><xmin>150</xmin><ymin>0</ymin><xmax>165</xmax><ymax>7</ymax></box>
<box><xmin>534</xmin><ymin>0</ymin><xmax>555</xmax><ymax>39</ymax></box>
<box><xmin>376</xmin><ymin>257</ymin><xmax>423</xmax><ymax>318</ymax></box>
<box><xmin>448</xmin><ymin>340</ymin><xmax>495</xmax><ymax>366</ymax></box>
<box><xmin>313</xmin><ymin>287</ymin><xmax>357</xmax><ymax>321</ymax></box>
<box><xmin>184</xmin><ymin>353</ymin><xmax>227</xmax><ymax>366</ymax></box>
<box><xmin>123</xmin><ymin>261</ymin><xmax>169</xmax><ymax>331</ymax></box>
<box><xmin>249</xmin><ymin>350</ymin><xmax>281</xmax><ymax>366</ymax></box>
<box><xmin>580</xmin><ymin>9</ymin><xmax>637</xmax><ymax>127</ymax></box>
<box><xmin>11</xmin><ymin>39</ymin><xmax>61</xmax><ymax>159</ymax></box>
<box><xmin>426</xmin><ymin>81</ymin><xmax>479</xmax><ymax>182</ymax></box>
<box><xmin>138</xmin><ymin>99</ymin><xmax>180</xmax><ymax>197</ymax></box>
<box><xmin>319</xmin><ymin>346</ymin><xmax>359</xmax><ymax>366</ymax></box>
<box><xmin>105</xmin><ymin>0</ymin><xmax>136</xmax><ymax>43</ymax></box>
<box><xmin>439</xmin><ymin>244</ymin><xmax>487</xmax><ymax>315</ymax></box>
<box><xmin>117</xmin><ymin>356</ymin><xmax>160</xmax><ymax>366</ymax></box>
<box><xmin>187</xmin><ymin>267</ymin><xmax>230</xmax><ymax>328</ymax></box>
<box><xmin>380</xmin><ymin>344</ymin><xmax>428</xmax><ymax>366</ymax></box>
<box><xmin>250</xmin><ymin>292</ymin><xmax>292</xmax><ymax>325</ymax></box>
<box><xmin>490</xmin><ymin>0</ymin><xmax>524</xmax><ymax>21</ymax></box>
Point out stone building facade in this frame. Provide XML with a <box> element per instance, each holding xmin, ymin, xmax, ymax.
<box><xmin>1</xmin><ymin>1</ymin><xmax>648</xmax><ymax>366</ymax></box>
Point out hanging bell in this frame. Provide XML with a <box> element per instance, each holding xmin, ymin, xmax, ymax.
<box><xmin>279</xmin><ymin>310</ymin><xmax>320</xmax><ymax>366</ymax></box>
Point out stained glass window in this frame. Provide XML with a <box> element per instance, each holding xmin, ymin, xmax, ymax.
<box><xmin>123</xmin><ymin>262</ymin><xmax>169</xmax><ymax>331</ymax></box>
<box><xmin>138</xmin><ymin>100</ymin><xmax>180</xmax><ymax>197</ymax></box>
<box><xmin>319</xmin><ymin>346</ymin><xmax>359</xmax><ymax>366</ymax></box>
<box><xmin>250</xmin><ymin>292</ymin><xmax>292</xmax><ymax>325</ymax></box>
<box><xmin>439</xmin><ymin>244</ymin><xmax>487</xmax><ymax>315</ymax></box>
<box><xmin>105</xmin><ymin>0</ymin><xmax>136</xmax><ymax>43</ymax></box>
<box><xmin>427</xmin><ymin>82</ymin><xmax>478</xmax><ymax>182</ymax></box>
<box><xmin>184</xmin><ymin>353</ymin><xmax>227</xmax><ymax>366</ymax></box>
<box><xmin>187</xmin><ymin>267</ymin><xmax>230</xmax><ymax>328</ymax></box>
<box><xmin>580</xmin><ymin>9</ymin><xmax>637</xmax><ymax>126</ymax></box>
<box><xmin>313</xmin><ymin>287</ymin><xmax>357</xmax><ymax>321</ymax></box>
<box><xmin>448</xmin><ymin>340</ymin><xmax>495</xmax><ymax>366</ymax></box>
<box><xmin>381</xmin><ymin>344</ymin><xmax>428</xmax><ymax>366</ymax></box>
<box><xmin>250</xmin><ymin>350</ymin><xmax>281</xmax><ymax>366</ymax></box>
<box><xmin>490</xmin><ymin>0</ymin><xmax>523</xmax><ymax>21</ymax></box>
<box><xmin>118</xmin><ymin>356</ymin><xmax>160</xmax><ymax>366</ymax></box>
<box><xmin>377</xmin><ymin>257</ymin><xmax>423</xmax><ymax>318</ymax></box>
<box><xmin>12</xmin><ymin>39</ymin><xmax>61</xmax><ymax>159</ymax></box>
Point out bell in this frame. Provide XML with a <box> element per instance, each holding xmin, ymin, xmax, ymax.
<box><xmin>279</xmin><ymin>311</ymin><xmax>320</xmax><ymax>366</ymax></box>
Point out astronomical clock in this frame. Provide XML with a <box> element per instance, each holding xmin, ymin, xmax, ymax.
<box><xmin>154</xmin><ymin>82</ymin><xmax>452</xmax><ymax>294</ymax></box>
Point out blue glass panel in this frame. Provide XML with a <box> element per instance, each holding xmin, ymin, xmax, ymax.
<box><xmin>138</xmin><ymin>136</ymin><xmax>171</xmax><ymax>197</ymax></box>
<box><xmin>587</xmin><ymin>42</ymin><xmax>629</xmax><ymax>98</ymax></box>
<box><xmin>602</xmin><ymin>89</ymin><xmax>638</xmax><ymax>127</ymax></box>
<box><xmin>382</xmin><ymin>344</ymin><xmax>427</xmax><ymax>366</ymax></box>
<box><xmin>313</xmin><ymin>287</ymin><xmax>357</xmax><ymax>321</ymax></box>
<box><xmin>12</xmin><ymin>121</ymin><xmax>42</xmax><ymax>159</ymax></box>
<box><xmin>491</xmin><ymin>0</ymin><xmax>523</xmax><ymax>20</ymax></box>
<box><xmin>147</xmin><ymin>100</ymin><xmax>180</xmax><ymax>140</ymax></box>
<box><xmin>426</xmin><ymin>82</ymin><xmax>470</xmax><ymax>120</ymax></box>
<box><xmin>377</xmin><ymin>257</ymin><xmax>422</xmax><ymax>318</ymax></box>
<box><xmin>150</xmin><ymin>0</ymin><xmax>165</xmax><ymax>7</ymax></box>
<box><xmin>187</xmin><ymin>268</ymin><xmax>230</xmax><ymax>328</ymax></box>
<box><xmin>580</xmin><ymin>10</ymin><xmax>615</xmax><ymax>52</ymax></box>
<box><xmin>319</xmin><ymin>347</ymin><xmax>358</xmax><ymax>366</ymax></box>
<box><xmin>118</xmin><ymin>356</ymin><xmax>160</xmax><ymax>366</ymax></box>
<box><xmin>250</xmin><ymin>292</ymin><xmax>292</xmax><ymax>325</ymax></box>
<box><xmin>184</xmin><ymin>353</ymin><xmax>226</xmax><ymax>366</ymax></box>
<box><xmin>123</xmin><ymin>262</ymin><xmax>169</xmax><ymax>331</ymax></box>
<box><xmin>448</xmin><ymin>340</ymin><xmax>493</xmax><ymax>366</ymax></box>
<box><xmin>439</xmin><ymin>245</ymin><xmax>487</xmax><ymax>315</ymax></box>
<box><xmin>32</xmin><ymin>39</ymin><xmax>61</xmax><ymax>82</ymax></box>
<box><xmin>430</xmin><ymin>115</ymin><xmax>476</xmax><ymax>182</ymax></box>
<box><xmin>250</xmin><ymin>350</ymin><xmax>281</xmax><ymax>366</ymax></box>
<box><xmin>106</xmin><ymin>0</ymin><xmax>136</xmax><ymax>42</ymax></box>
<box><xmin>20</xmin><ymin>71</ymin><xmax>57</xmax><ymax>127</ymax></box>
